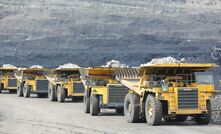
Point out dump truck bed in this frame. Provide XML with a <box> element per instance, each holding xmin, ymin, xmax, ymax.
<box><xmin>14</xmin><ymin>68</ymin><xmax>45</xmax><ymax>82</ymax></box>
<box><xmin>116</xmin><ymin>63</ymin><xmax>218</xmax><ymax>92</ymax></box>
<box><xmin>44</xmin><ymin>68</ymin><xmax>81</xmax><ymax>85</ymax></box>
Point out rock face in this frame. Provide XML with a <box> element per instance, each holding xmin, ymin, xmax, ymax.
<box><xmin>0</xmin><ymin>0</ymin><xmax>221</xmax><ymax>67</ymax></box>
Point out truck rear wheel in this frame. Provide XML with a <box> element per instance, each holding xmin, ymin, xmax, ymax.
<box><xmin>90</xmin><ymin>94</ymin><xmax>100</xmax><ymax>116</ymax></box>
<box><xmin>57</xmin><ymin>86</ymin><xmax>65</xmax><ymax>103</ymax></box>
<box><xmin>48</xmin><ymin>84</ymin><xmax>57</xmax><ymax>101</ymax></box>
<box><xmin>17</xmin><ymin>82</ymin><xmax>23</xmax><ymax>97</ymax></box>
<box><xmin>145</xmin><ymin>94</ymin><xmax>163</xmax><ymax>126</ymax></box>
<box><xmin>124</xmin><ymin>93</ymin><xmax>139</xmax><ymax>123</ymax></box>
<box><xmin>84</xmin><ymin>91</ymin><xmax>90</xmax><ymax>113</ymax></box>
<box><xmin>0</xmin><ymin>83</ymin><xmax>3</xmax><ymax>93</ymax></box>
<box><xmin>194</xmin><ymin>101</ymin><xmax>211</xmax><ymax>125</ymax></box>
<box><xmin>23</xmin><ymin>84</ymin><xmax>31</xmax><ymax>98</ymax></box>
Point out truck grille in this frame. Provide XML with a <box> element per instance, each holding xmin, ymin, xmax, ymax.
<box><xmin>178</xmin><ymin>88</ymin><xmax>198</xmax><ymax>109</ymax></box>
<box><xmin>8</xmin><ymin>79</ymin><xmax>17</xmax><ymax>87</ymax></box>
<box><xmin>73</xmin><ymin>82</ymin><xmax>84</xmax><ymax>93</ymax></box>
<box><xmin>36</xmin><ymin>80</ymin><xmax>48</xmax><ymax>93</ymax></box>
<box><xmin>108</xmin><ymin>84</ymin><xmax>128</xmax><ymax>107</ymax></box>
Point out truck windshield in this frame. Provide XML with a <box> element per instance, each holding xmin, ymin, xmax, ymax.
<box><xmin>195</xmin><ymin>72</ymin><xmax>213</xmax><ymax>84</ymax></box>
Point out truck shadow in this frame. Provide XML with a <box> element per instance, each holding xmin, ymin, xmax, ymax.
<box><xmin>97</xmin><ymin>111</ymin><xmax>124</xmax><ymax>116</ymax></box>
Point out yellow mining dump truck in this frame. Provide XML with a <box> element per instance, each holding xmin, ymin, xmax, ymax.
<box><xmin>115</xmin><ymin>63</ymin><xmax>217</xmax><ymax>125</ymax></box>
<box><xmin>15</xmin><ymin>68</ymin><xmax>48</xmax><ymax>98</ymax></box>
<box><xmin>80</xmin><ymin>67</ymin><xmax>129</xmax><ymax>116</ymax></box>
<box><xmin>44</xmin><ymin>68</ymin><xmax>84</xmax><ymax>102</ymax></box>
<box><xmin>0</xmin><ymin>68</ymin><xmax>18</xmax><ymax>93</ymax></box>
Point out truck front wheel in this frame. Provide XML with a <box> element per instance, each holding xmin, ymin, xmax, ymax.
<box><xmin>48</xmin><ymin>84</ymin><xmax>57</xmax><ymax>101</ymax></box>
<box><xmin>145</xmin><ymin>94</ymin><xmax>163</xmax><ymax>126</ymax></box>
<box><xmin>84</xmin><ymin>91</ymin><xmax>90</xmax><ymax>113</ymax></box>
<box><xmin>90</xmin><ymin>94</ymin><xmax>100</xmax><ymax>116</ymax></box>
<box><xmin>57</xmin><ymin>86</ymin><xmax>65</xmax><ymax>103</ymax></box>
<box><xmin>124</xmin><ymin>93</ymin><xmax>139</xmax><ymax>123</ymax></box>
<box><xmin>17</xmin><ymin>82</ymin><xmax>23</xmax><ymax>97</ymax></box>
<box><xmin>23</xmin><ymin>84</ymin><xmax>31</xmax><ymax>98</ymax></box>
<box><xmin>194</xmin><ymin>101</ymin><xmax>211</xmax><ymax>125</ymax></box>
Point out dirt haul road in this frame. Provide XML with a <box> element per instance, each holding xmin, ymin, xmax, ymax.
<box><xmin>0</xmin><ymin>94</ymin><xmax>221</xmax><ymax>134</ymax></box>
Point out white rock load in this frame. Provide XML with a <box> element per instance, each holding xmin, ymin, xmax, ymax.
<box><xmin>101</xmin><ymin>60</ymin><xmax>129</xmax><ymax>68</ymax></box>
<box><xmin>140</xmin><ymin>57</ymin><xmax>186</xmax><ymax>66</ymax></box>
<box><xmin>57</xmin><ymin>63</ymin><xmax>80</xmax><ymax>69</ymax></box>
<box><xmin>30</xmin><ymin>65</ymin><xmax>43</xmax><ymax>69</ymax></box>
<box><xmin>2</xmin><ymin>64</ymin><xmax>17</xmax><ymax>69</ymax></box>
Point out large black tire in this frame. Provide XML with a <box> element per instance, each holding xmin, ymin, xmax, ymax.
<box><xmin>90</xmin><ymin>94</ymin><xmax>100</xmax><ymax>116</ymax></box>
<box><xmin>48</xmin><ymin>83</ymin><xmax>57</xmax><ymax>101</ymax></box>
<box><xmin>17</xmin><ymin>82</ymin><xmax>24</xmax><ymax>97</ymax></box>
<box><xmin>145</xmin><ymin>94</ymin><xmax>163</xmax><ymax>126</ymax></box>
<box><xmin>23</xmin><ymin>84</ymin><xmax>31</xmax><ymax>98</ymax></box>
<box><xmin>194</xmin><ymin>101</ymin><xmax>211</xmax><ymax>125</ymax></box>
<box><xmin>164</xmin><ymin>115</ymin><xmax>187</xmax><ymax>122</ymax></box>
<box><xmin>84</xmin><ymin>90</ymin><xmax>90</xmax><ymax>113</ymax></box>
<box><xmin>57</xmin><ymin>86</ymin><xmax>65</xmax><ymax>103</ymax></box>
<box><xmin>0</xmin><ymin>83</ymin><xmax>3</xmax><ymax>93</ymax></box>
<box><xmin>116</xmin><ymin>108</ymin><xmax>124</xmax><ymax>114</ymax></box>
<box><xmin>124</xmin><ymin>93</ymin><xmax>139</xmax><ymax>123</ymax></box>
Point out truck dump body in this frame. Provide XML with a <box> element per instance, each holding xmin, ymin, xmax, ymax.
<box><xmin>116</xmin><ymin>64</ymin><xmax>217</xmax><ymax>93</ymax></box>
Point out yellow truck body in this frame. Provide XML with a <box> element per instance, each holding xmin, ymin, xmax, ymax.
<box><xmin>15</xmin><ymin>68</ymin><xmax>48</xmax><ymax>98</ymax></box>
<box><xmin>0</xmin><ymin>68</ymin><xmax>18</xmax><ymax>93</ymax></box>
<box><xmin>116</xmin><ymin>63</ymin><xmax>217</xmax><ymax>125</ymax></box>
<box><xmin>45</xmin><ymin>68</ymin><xmax>84</xmax><ymax>102</ymax></box>
<box><xmin>80</xmin><ymin>67</ymin><xmax>128</xmax><ymax>115</ymax></box>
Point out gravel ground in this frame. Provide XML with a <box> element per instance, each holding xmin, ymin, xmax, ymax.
<box><xmin>0</xmin><ymin>93</ymin><xmax>221</xmax><ymax>134</ymax></box>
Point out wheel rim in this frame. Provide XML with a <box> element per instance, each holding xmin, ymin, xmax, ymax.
<box><xmin>147</xmin><ymin>103</ymin><xmax>153</xmax><ymax>118</ymax></box>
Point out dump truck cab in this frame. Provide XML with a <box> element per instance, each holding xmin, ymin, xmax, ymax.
<box><xmin>15</xmin><ymin>68</ymin><xmax>48</xmax><ymax>98</ymax></box>
<box><xmin>116</xmin><ymin>63</ymin><xmax>217</xmax><ymax>125</ymax></box>
<box><xmin>0</xmin><ymin>68</ymin><xmax>18</xmax><ymax>93</ymax></box>
<box><xmin>45</xmin><ymin>68</ymin><xmax>84</xmax><ymax>102</ymax></box>
<box><xmin>80</xmin><ymin>67</ymin><xmax>129</xmax><ymax>115</ymax></box>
